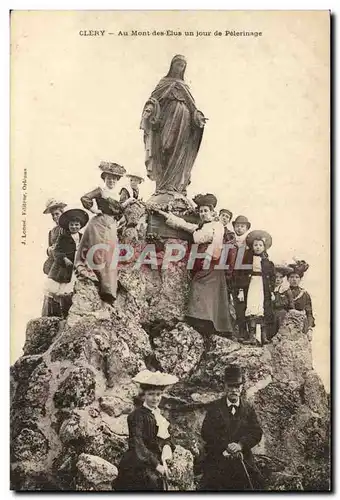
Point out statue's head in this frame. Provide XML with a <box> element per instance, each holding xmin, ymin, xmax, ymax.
<box><xmin>167</xmin><ymin>54</ymin><xmax>187</xmax><ymax>79</ymax></box>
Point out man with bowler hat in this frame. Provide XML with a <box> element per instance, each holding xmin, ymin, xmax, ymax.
<box><xmin>200</xmin><ymin>365</ymin><xmax>263</xmax><ymax>490</ymax></box>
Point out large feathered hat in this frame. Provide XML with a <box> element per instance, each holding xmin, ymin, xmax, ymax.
<box><xmin>275</xmin><ymin>264</ymin><xmax>294</xmax><ymax>276</ymax></box>
<box><xmin>99</xmin><ymin>161</ymin><xmax>126</xmax><ymax>180</ymax></box>
<box><xmin>192</xmin><ymin>193</ymin><xmax>218</xmax><ymax>208</ymax></box>
<box><xmin>287</xmin><ymin>259</ymin><xmax>309</xmax><ymax>278</ymax></box>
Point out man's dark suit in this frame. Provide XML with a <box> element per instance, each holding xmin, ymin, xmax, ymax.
<box><xmin>200</xmin><ymin>397</ymin><xmax>263</xmax><ymax>491</ymax></box>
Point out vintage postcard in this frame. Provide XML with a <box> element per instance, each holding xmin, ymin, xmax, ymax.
<box><xmin>10</xmin><ymin>10</ymin><xmax>330</xmax><ymax>491</ymax></box>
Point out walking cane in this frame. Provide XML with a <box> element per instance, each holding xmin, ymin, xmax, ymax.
<box><xmin>236</xmin><ymin>452</ymin><xmax>254</xmax><ymax>490</ymax></box>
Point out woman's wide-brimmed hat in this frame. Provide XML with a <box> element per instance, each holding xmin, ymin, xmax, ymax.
<box><xmin>275</xmin><ymin>264</ymin><xmax>294</xmax><ymax>276</ymax></box>
<box><xmin>58</xmin><ymin>208</ymin><xmax>89</xmax><ymax>230</ymax></box>
<box><xmin>132</xmin><ymin>369</ymin><xmax>178</xmax><ymax>390</ymax></box>
<box><xmin>246</xmin><ymin>230</ymin><xmax>273</xmax><ymax>250</ymax></box>
<box><xmin>43</xmin><ymin>198</ymin><xmax>67</xmax><ymax>214</ymax></box>
<box><xmin>287</xmin><ymin>259</ymin><xmax>309</xmax><ymax>278</ymax></box>
<box><xmin>232</xmin><ymin>215</ymin><xmax>251</xmax><ymax>230</ymax></box>
<box><xmin>126</xmin><ymin>173</ymin><xmax>144</xmax><ymax>183</ymax></box>
<box><xmin>219</xmin><ymin>208</ymin><xmax>233</xmax><ymax>219</ymax></box>
<box><xmin>99</xmin><ymin>161</ymin><xmax>126</xmax><ymax>180</ymax></box>
<box><xmin>192</xmin><ymin>193</ymin><xmax>218</xmax><ymax>208</ymax></box>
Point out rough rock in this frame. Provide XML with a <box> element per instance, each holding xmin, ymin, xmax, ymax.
<box><xmin>153</xmin><ymin>322</ymin><xmax>204</xmax><ymax>378</ymax></box>
<box><xmin>76</xmin><ymin>453</ymin><xmax>118</xmax><ymax>491</ymax></box>
<box><xmin>10</xmin><ymin>263</ymin><xmax>330</xmax><ymax>492</ymax></box>
<box><xmin>23</xmin><ymin>317</ymin><xmax>62</xmax><ymax>355</ymax></box>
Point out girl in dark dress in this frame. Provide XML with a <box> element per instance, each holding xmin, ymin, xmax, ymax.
<box><xmin>115</xmin><ymin>370</ymin><xmax>178</xmax><ymax>491</ymax></box>
<box><xmin>273</xmin><ymin>265</ymin><xmax>294</xmax><ymax>334</ymax></box>
<box><xmin>287</xmin><ymin>260</ymin><xmax>315</xmax><ymax>340</ymax></box>
<box><xmin>44</xmin><ymin>208</ymin><xmax>88</xmax><ymax>318</ymax></box>
<box><xmin>244</xmin><ymin>230</ymin><xmax>275</xmax><ymax>346</ymax></box>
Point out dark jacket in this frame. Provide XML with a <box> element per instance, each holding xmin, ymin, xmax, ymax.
<box><xmin>201</xmin><ymin>397</ymin><xmax>263</xmax><ymax>491</ymax></box>
<box><xmin>43</xmin><ymin>225</ymin><xmax>62</xmax><ymax>275</ymax></box>
<box><xmin>290</xmin><ymin>286</ymin><xmax>315</xmax><ymax>332</ymax></box>
<box><xmin>48</xmin><ymin>232</ymin><xmax>82</xmax><ymax>283</ymax></box>
<box><xmin>81</xmin><ymin>187</ymin><xmax>122</xmax><ymax>218</ymax></box>
<box><xmin>115</xmin><ymin>406</ymin><xmax>175</xmax><ymax>491</ymax></box>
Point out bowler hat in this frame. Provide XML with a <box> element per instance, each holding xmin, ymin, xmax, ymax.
<box><xmin>224</xmin><ymin>365</ymin><xmax>243</xmax><ymax>385</ymax></box>
<box><xmin>58</xmin><ymin>208</ymin><xmax>89</xmax><ymax>230</ymax></box>
<box><xmin>232</xmin><ymin>215</ymin><xmax>251</xmax><ymax>230</ymax></box>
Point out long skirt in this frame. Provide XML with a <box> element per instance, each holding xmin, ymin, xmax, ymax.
<box><xmin>75</xmin><ymin>213</ymin><xmax>118</xmax><ymax>302</ymax></box>
<box><xmin>186</xmin><ymin>268</ymin><xmax>233</xmax><ymax>335</ymax></box>
<box><xmin>42</xmin><ymin>275</ymin><xmax>75</xmax><ymax>318</ymax></box>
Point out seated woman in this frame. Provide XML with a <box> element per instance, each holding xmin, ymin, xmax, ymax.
<box><xmin>41</xmin><ymin>198</ymin><xmax>67</xmax><ymax>316</ymax></box>
<box><xmin>115</xmin><ymin>370</ymin><xmax>178</xmax><ymax>491</ymax></box>
<box><xmin>273</xmin><ymin>264</ymin><xmax>294</xmax><ymax>334</ymax></box>
<box><xmin>287</xmin><ymin>260</ymin><xmax>315</xmax><ymax>340</ymax></box>
<box><xmin>158</xmin><ymin>193</ymin><xmax>234</xmax><ymax>337</ymax></box>
<box><xmin>75</xmin><ymin>161</ymin><xmax>126</xmax><ymax>304</ymax></box>
<box><xmin>44</xmin><ymin>208</ymin><xmax>88</xmax><ymax>318</ymax></box>
<box><xmin>244</xmin><ymin>230</ymin><xmax>275</xmax><ymax>346</ymax></box>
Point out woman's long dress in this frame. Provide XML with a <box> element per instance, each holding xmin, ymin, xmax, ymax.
<box><xmin>75</xmin><ymin>187</ymin><xmax>122</xmax><ymax>302</ymax></box>
<box><xmin>165</xmin><ymin>214</ymin><xmax>233</xmax><ymax>336</ymax></box>
<box><xmin>42</xmin><ymin>225</ymin><xmax>62</xmax><ymax>315</ymax></box>
<box><xmin>115</xmin><ymin>405</ymin><xmax>174</xmax><ymax>491</ymax></box>
<box><xmin>187</xmin><ymin>221</ymin><xmax>234</xmax><ymax>335</ymax></box>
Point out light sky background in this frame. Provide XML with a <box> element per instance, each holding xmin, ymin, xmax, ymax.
<box><xmin>10</xmin><ymin>10</ymin><xmax>330</xmax><ymax>390</ymax></box>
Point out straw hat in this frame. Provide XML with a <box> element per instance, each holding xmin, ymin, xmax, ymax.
<box><xmin>132</xmin><ymin>370</ymin><xmax>178</xmax><ymax>389</ymax></box>
<box><xmin>246</xmin><ymin>230</ymin><xmax>272</xmax><ymax>250</ymax></box>
<box><xmin>43</xmin><ymin>198</ymin><xmax>67</xmax><ymax>214</ymax></box>
<box><xmin>126</xmin><ymin>173</ymin><xmax>144</xmax><ymax>183</ymax></box>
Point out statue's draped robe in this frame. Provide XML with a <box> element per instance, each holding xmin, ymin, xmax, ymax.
<box><xmin>142</xmin><ymin>77</ymin><xmax>204</xmax><ymax>194</ymax></box>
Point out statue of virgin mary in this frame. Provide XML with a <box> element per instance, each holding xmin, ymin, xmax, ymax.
<box><xmin>140</xmin><ymin>55</ymin><xmax>206</xmax><ymax>196</ymax></box>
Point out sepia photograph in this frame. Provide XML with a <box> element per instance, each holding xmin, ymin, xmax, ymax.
<box><xmin>10</xmin><ymin>10</ymin><xmax>330</xmax><ymax>491</ymax></box>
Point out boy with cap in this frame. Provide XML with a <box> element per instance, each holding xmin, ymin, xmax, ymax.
<box><xmin>230</xmin><ymin>215</ymin><xmax>252</xmax><ymax>340</ymax></box>
<box><xmin>200</xmin><ymin>365</ymin><xmax>263</xmax><ymax>490</ymax></box>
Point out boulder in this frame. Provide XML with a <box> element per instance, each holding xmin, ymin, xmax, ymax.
<box><xmin>23</xmin><ymin>317</ymin><xmax>62</xmax><ymax>355</ymax></box>
<box><xmin>76</xmin><ymin>453</ymin><xmax>118</xmax><ymax>491</ymax></box>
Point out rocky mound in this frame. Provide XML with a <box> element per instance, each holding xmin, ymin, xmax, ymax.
<box><xmin>10</xmin><ymin>261</ymin><xmax>330</xmax><ymax>491</ymax></box>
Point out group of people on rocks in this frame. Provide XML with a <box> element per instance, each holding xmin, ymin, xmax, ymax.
<box><xmin>41</xmin><ymin>161</ymin><xmax>144</xmax><ymax>317</ymax></box>
<box><xmin>158</xmin><ymin>193</ymin><xmax>315</xmax><ymax>346</ymax></box>
<box><xmin>41</xmin><ymin>161</ymin><xmax>315</xmax><ymax>347</ymax></box>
